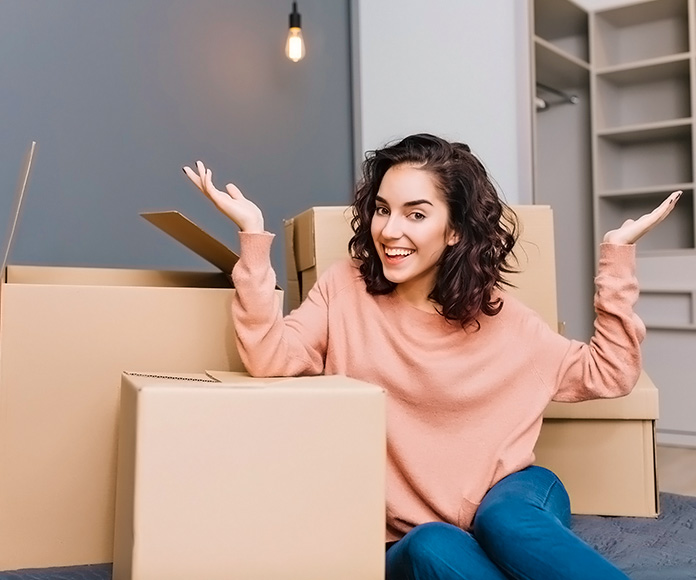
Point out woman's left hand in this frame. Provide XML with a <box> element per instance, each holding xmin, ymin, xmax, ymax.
<box><xmin>603</xmin><ymin>190</ymin><xmax>682</xmax><ymax>245</ymax></box>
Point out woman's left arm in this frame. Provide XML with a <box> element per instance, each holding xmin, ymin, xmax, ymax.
<box><xmin>551</xmin><ymin>190</ymin><xmax>681</xmax><ymax>402</ymax></box>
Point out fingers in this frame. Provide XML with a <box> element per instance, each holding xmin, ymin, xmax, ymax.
<box><xmin>186</xmin><ymin>161</ymin><xmax>219</xmax><ymax>197</ymax></box>
<box><xmin>637</xmin><ymin>190</ymin><xmax>682</xmax><ymax>229</ymax></box>
<box><xmin>183</xmin><ymin>161</ymin><xmax>246</xmax><ymax>206</ymax></box>
<box><xmin>656</xmin><ymin>190</ymin><xmax>682</xmax><ymax>220</ymax></box>
<box><xmin>182</xmin><ymin>166</ymin><xmax>201</xmax><ymax>189</ymax></box>
<box><xmin>226</xmin><ymin>183</ymin><xmax>245</xmax><ymax>199</ymax></box>
<box><xmin>204</xmin><ymin>167</ymin><xmax>214</xmax><ymax>193</ymax></box>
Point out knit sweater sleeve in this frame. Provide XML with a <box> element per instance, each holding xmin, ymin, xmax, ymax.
<box><xmin>230</xmin><ymin>231</ymin><xmax>329</xmax><ymax>377</ymax></box>
<box><xmin>535</xmin><ymin>243</ymin><xmax>647</xmax><ymax>402</ymax></box>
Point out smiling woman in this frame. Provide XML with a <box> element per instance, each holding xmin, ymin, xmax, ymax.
<box><xmin>183</xmin><ymin>133</ymin><xmax>680</xmax><ymax>580</ymax></box>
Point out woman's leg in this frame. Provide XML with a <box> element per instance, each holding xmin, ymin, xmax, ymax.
<box><xmin>472</xmin><ymin>466</ymin><xmax>629</xmax><ymax>580</ymax></box>
<box><xmin>385</xmin><ymin>521</ymin><xmax>510</xmax><ymax>580</ymax></box>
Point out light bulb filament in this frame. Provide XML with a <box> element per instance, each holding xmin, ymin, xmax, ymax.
<box><xmin>286</xmin><ymin>27</ymin><xmax>305</xmax><ymax>62</ymax></box>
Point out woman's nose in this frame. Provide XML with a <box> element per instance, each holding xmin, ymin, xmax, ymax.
<box><xmin>381</xmin><ymin>215</ymin><xmax>403</xmax><ymax>239</ymax></box>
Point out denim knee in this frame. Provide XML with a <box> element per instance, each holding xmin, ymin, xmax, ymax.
<box><xmin>394</xmin><ymin>522</ymin><xmax>462</xmax><ymax>562</ymax></box>
<box><xmin>473</xmin><ymin>466</ymin><xmax>571</xmax><ymax>545</ymax></box>
<box><xmin>386</xmin><ymin>522</ymin><xmax>467</xmax><ymax>577</ymax></box>
<box><xmin>386</xmin><ymin>522</ymin><xmax>506</xmax><ymax>580</ymax></box>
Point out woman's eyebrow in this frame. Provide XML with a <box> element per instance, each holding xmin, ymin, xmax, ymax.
<box><xmin>404</xmin><ymin>199</ymin><xmax>433</xmax><ymax>208</ymax></box>
<box><xmin>375</xmin><ymin>195</ymin><xmax>433</xmax><ymax>208</ymax></box>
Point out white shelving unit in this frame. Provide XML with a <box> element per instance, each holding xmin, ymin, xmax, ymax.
<box><xmin>531</xmin><ymin>0</ymin><xmax>696</xmax><ymax>446</ymax></box>
<box><xmin>590</xmin><ymin>0</ymin><xmax>696</xmax><ymax>447</ymax></box>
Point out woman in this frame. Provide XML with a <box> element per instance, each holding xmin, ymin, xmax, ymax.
<box><xmin>184</xmin><ymin>134</ymin><xmax>679</xmax><ymax>579</ymax></box>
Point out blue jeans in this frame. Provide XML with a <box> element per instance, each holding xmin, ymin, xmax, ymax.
<box><xmin>385</xmin><ymin>466</ymin><xmax>629</xmax><ymax>579</ymax></box>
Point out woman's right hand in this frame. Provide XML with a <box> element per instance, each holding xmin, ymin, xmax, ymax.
<box><xmin>183</xmin><ymin>160</ymin><xmax>265</xmax><ymax>233</ymax></box>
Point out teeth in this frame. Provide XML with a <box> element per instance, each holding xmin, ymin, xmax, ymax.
<box><xmin>384</xmin><ymin>247</ymin><xmax>414</xmax><ymax>257</ymax></box>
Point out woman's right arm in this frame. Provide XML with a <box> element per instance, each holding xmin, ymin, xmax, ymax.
<box><xmin>231</xmin><ymin>230</ymin><xmax>329</xmax><ymax>376</ymax></box>
<box><xmin>183</xmin><ymin>161</ymin><xmax>328</xmax><ymax>377</ymax></box>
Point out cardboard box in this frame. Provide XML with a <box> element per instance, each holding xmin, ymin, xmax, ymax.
<box><xmin>0</xmin><ymin>149</ymin><xmax>281</xmax><ymax>569</ymax></box>
<box><xmin>284</xmin><ymin>204</ymin><xmax>659</xmax><ymax>517</ymax></box>
<box><xmin>536</xmin><ymin>370</ymin><xmax>659</xmax><ymax>516</ymax></box>
<box><xmin>284</xmin><ymin>207</ymin><xmax>355</xmax><ymax>314</ymax></box>
<box><xmin>113</xmin><ymin>371</ymin><xmax>386</xmax><ymax>580</ymax></box>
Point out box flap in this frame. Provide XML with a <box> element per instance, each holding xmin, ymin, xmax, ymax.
<box><xmin>205</xmin><ymin>370</ymin><xmax>385</xmax><ymax>393</ymax></box>
<box><xmin>543</xmin><ymin>370</ymin><xmax>659</xmax><ymax>420</ymax></box>
<box><xmin>206</xmin><ymin>370</ymin><xmax>290</xmax><ymax>386</ymax></box>
<box><xmin>124</xmin><ymin>371</ymin><xmax>218</xmax><ymax>382</ymax></box>
<box><xmin>283</xmin><ymin>218</ymin><xmax>299</xmax><ymax>285</ymax></box>
<box><xmin>141</xmin><ymin>211</ymin><xmax>239</xmax><ymax>274</ymax></box>
<box><xmin>283</xmin><ymin>217</ymin><xmax>302</xmax><ymax>310</ymax></box>
<box><xmin>6</xmin><ymin>264</ymin><xmax>229</xmax><ymax>288</ymax></box>
<box><xmin>2</xmin><ymin>142</ymin><xmax>36</xmax><ymax>276</ymax></box>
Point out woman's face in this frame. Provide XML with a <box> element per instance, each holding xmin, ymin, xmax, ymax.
<box><xmin>370</xmin><ymin>164</ymin><xmax>459</xmax><ymax>301</ymax></box>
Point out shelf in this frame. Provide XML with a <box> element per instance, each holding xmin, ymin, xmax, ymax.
<box><xmin>534</xmin><ymin>0</ymin><xmax>589</xmax><ymax>62</ymax></box>
<box><xmin>593</xmin><ymin>0</ymin><xmax>689</xmax><ymax>68</ymax></box>
<box><xmin>595</xmin><ymin>53</ymin><xmax>690</xmax><ymax>85</ymax></box>
<box><xmin>636</xmin><ymin>247</ymin><xmax>696</xmax><ymax>257</ymax></box>
<box><xmin>597</xmin><ymin>119</ymin><xmax>692</xmax><ymax>143</ymax></box>
<box><xmin>598</xmin><ymin>183</ymin><xmax>693</xmax><ymax>199</ymax></box>
<box><xmin>643</xmin><ymin>323</ymin><xmax>696</xmax><ymax>331</ymax></box>
<box><xmin>535</xmin><ymin>37</ymin><xmax>590</xmax><ymax>89</ymax></box>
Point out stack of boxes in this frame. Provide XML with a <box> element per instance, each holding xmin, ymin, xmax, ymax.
<box><xmin>0</xmin><ymin>209</ymin><xmax>279</xmax><ymax>570</ymax></box>
<box><xmin>0</xmin><ymin>150</ymin><xmax>659</xmax><ymax>575</ymax></box>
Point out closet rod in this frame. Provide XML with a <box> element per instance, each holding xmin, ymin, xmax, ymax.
<box><xmin>536</xmin><ymin>82</ymin><xmax>579</xmax><ymax>105</ymax></box>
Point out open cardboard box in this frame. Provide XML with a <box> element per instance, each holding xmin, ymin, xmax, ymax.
<box><xmin>284</xmin><ymin>204</ymin><xmax>660</xmax><ymax>518</ymax></box>
<box><xmin>0</xmin><ymin>145</ymin><xmax>282</xmax><ymax>570</ymax></box>
<box><xmin>113</xmin><ymin>371</ymin><xmax>386</xmax><ymax>580</ymax></box>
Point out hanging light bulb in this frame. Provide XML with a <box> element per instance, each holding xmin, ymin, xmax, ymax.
<box><xmin>285</xmin><ymin>2</ymin><xmax>305</xmax><ymax>62</ymax></box>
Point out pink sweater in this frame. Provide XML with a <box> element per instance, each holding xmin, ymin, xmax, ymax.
<box><xmin>231</xmin><ymin>232</ymin><xmax>646</xmax><ymax>542</ymax></box>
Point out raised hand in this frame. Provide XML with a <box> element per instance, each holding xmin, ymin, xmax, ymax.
<box><xmin>603</xmin><ymin>190</ymin><xmax>682</xmax><ymax>245</ymax></box>
<box><xmin>183</xmin><ymin>161</ymin><xmax>265</xmax><ymax>233</ymax></box>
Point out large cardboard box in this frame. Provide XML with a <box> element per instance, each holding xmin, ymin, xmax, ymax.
<box><xmin>537</xmin><ymin>371</ymin><xmax>659</xmax><ymax>516</ymax></box>
<box><xmin>113</xmin><ymin>371</ymin><xmax>386</xmax><ymax>580</ymax></box>
<box><xmin>0</xmin><ymin>150</ymin><xmax>280</xmax><ymax>569</ymax></box>
<box><xmin>284</xmin><ymin>204</ymin><xmax>659</xmax><ymax>517</ymax></box>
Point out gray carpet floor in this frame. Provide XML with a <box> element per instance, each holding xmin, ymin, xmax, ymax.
<box><xmin>0</xmin><ymin>493</ymin><xmax>694</xmax><ymax>579</ymax></box>
<box><xmin>572</xmin><ymin>492</ymin><xmax>696</xmax><ymax>579</ymax></box>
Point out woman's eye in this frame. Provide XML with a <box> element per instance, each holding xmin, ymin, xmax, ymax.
<box><xmin>411</xmin><ymin>212</ymin><xmax>426</xmax><ymax>221</ymax></box>
<box><xmin>375</xmin><ymin>206</ymin><xmax>389</xmax><ymax>216</ymax></box>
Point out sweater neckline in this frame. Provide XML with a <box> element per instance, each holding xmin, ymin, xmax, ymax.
<box><xmin>384</xmin><ymin>289</ymin><xmax>489</xmax><ymax>337</ymax></box>
<box><xmin>392</xmin><ymin>288</ymin><xmax>443</xmax><ymax>317</ymax></box>
<box><xmin>385</xmin><ymin>290</ymin><xmax>471</xmax><ymax>336</ymax></box>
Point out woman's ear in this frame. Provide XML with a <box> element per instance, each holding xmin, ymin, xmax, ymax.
<box><xmin>447</xmin><ymin>230</ymin><xmax>460</xmax><ymax>246</ymax></box>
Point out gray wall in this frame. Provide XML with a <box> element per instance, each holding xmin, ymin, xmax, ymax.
<box><xmin>0</xmin><ymin>0</ymin><xmax>353</xmax><ymax>290</ymax></box>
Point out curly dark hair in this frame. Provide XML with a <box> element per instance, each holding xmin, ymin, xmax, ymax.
<box><xmin>348</xmin><ymin>133</ymin><xmax>519</xmax><ymax>330</ymax></box>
